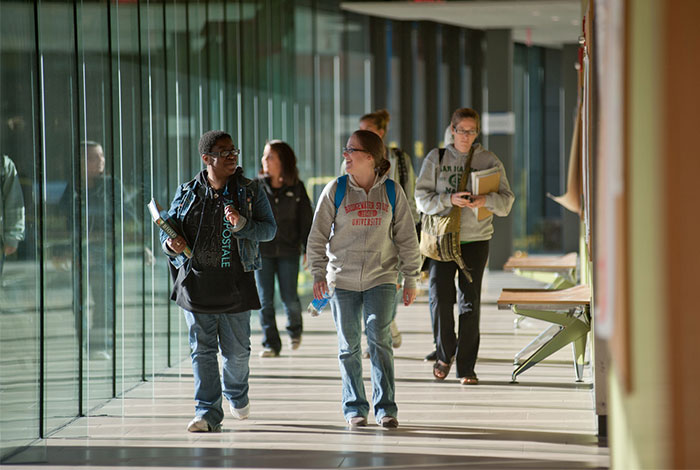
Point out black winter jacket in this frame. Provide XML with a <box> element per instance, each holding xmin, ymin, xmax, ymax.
<box><xmin>257</xmin><ymin>177</ymin><xmax>313</xmax><ymax>258</ymax></box>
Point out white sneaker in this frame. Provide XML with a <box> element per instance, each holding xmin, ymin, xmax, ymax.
<box><xmin>259</xmin><ymin>348</ymin><xmax>279</xmax><ymax>358</ymax></box>
<box><xmin>187</xmin><ymin>416</ymin><xmax>221</xmax><ymax>432</ymax></box>
<box><xmin>230</xmin><ymin>402</ymin><xmax>250</xmax><ymax>420</ymax></box>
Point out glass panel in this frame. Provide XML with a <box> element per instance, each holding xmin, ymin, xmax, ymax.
<box><xmin>294</xmin><ymin>2</ymin><xmax>314</xmax><ymax>189</ymax></box>
<box><xmin>207</xmin><ymin>1</ymin><xmax>225</xmax><ymax>130</ymax></box>
<box><xmin>164</xmin><ymin>0</ymin><xmax>191</xmax><ymax>366</ymax></box>
<box><xmin>224</xmin><ymin>1</ymin><xmax>242</xmax><ymax>153</ymax></box>
<box><xmin>141</xmin><ymin>0</ymin><xmax>170</xmax><ymax>377</ymax></box>
<box><xmin>38</xmin><ymin>0</ymin><xmax>83</xmax><ymax>430</ymax></box>
<box><xmin>0</xmin><ymin>1</ymin><xmax>42</xmax><ymax>458</ymax></box>
<box><xmin>110</xmin><ymin>0</ymin><xmax>143</xmax><ymax>395</ymax></box>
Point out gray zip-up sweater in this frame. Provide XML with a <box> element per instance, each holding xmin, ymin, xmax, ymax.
<box><xmin>307</xmin><ymin>173</ymin><xmax>421</xmax><ymax>292</ymax></box>
<box><xmin>415</xmin><ymin>143</ymin><xmax>514</xmax><ymax>242</ymax></box>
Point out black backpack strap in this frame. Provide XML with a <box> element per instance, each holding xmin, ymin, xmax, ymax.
<box><xmin>438</xmin><ymin>148</ymin><xmax>446</xmax><ymax>164</ymax></box>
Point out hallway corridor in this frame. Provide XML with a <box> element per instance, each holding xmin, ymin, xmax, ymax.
<box><xmin>4</xmin><ymin>271</ymin><xmax>609</xmax><ymax>469</ymax></box>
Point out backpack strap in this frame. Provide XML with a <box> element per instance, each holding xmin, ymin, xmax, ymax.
<box><xmin>438</xmin><ymin>148</ymin><xmax>446</xmax><ymax>164</ymax></box>
<box><xmin>385</xmin><ymin>178</ymin><xmax>396</xmax><ymax>213</ymax></box>
<box><xmin>334</xmin><ymin>174</ymin><xmax>348</xmax><ymax>213</ymax></box>
<box><xmin>334</xmin><ymin>174</ymin><xmax>395</xmax><ymax>215</ymax></box>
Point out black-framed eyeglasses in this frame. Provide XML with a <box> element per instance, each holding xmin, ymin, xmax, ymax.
<box><xmin>453</xmin><ymin>126</ymin><xmax>478</xmax><ymax>136</ymax></box>
<box><xmin>342</xmin><ymin>147</ymin><xmax>366</xmax><ymax>154</ymax></box>
<box><xmin>208</xmin><ymin>148</ymin><xmax>240</xmax><ymax>159</ymax></box>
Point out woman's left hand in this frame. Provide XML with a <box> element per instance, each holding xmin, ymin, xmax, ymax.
<box><xmin>463</xmin><ymin>195</ymin><xmax>486</xmax><ymax>209</ymax></box>
<box><xmin>403</xmin><ymin>287</ymin><xmax>417</xmax><ymax>306</ymax></box>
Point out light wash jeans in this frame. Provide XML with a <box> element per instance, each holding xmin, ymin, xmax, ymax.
<box><xmin>184</xmin><ymin>311</ymin><xmax>251</xmax><ymax>428</ymax></box>
<box><xmin>254</xmin><ymin>255</ymin><xmax>303</xmax><ymax>353</ymax></box>
<box><xmin>329</xmin><ymin>284</ymin><xmax>397</xmax><ymax>423</ymax></box>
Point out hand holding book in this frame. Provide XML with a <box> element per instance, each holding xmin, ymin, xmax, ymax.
<box><xmin>147</xmin><ymin>198</ymin><xmax>193</xmax><ymax>258</ymax></box>
<box><xmin>166</xmin><ymin>236</ymin><xmax>188</xmax><ymax>255</ymax></box>
<box><xmin>469</xmin><ymin>167</ymin><xmax>501</xmax><ymax>221</ymax></box>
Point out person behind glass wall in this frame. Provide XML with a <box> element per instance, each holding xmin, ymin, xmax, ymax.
<box><xmin>0</xmin><ymin>154</ymin><xmax>25</xmax><ymax>277</ymax></box>
<box><xmin>357</xmin><ymin>109</ymin><xmax>419</xmax><ymax>352</ymax></box>
<box><xmin>55</xmin><ymin>142</ymin><xmax>117</xmax><ymax>360</ymax></box>
<box><xmin>307</xmin><ymin>130</ymin><xmax>420</xmax><ymax>429</ymax></box>
<box><xmin>160</xmin><ymin>130</ymin><xmax>276</xmax><ymax>433</ymax></box>
<box><xmin>415</xmin><ymin>108</ymin><xmax>514</xmax><ymax>385</ymax></box>
<box><xmin>255</xmin><ymin>140</ymin><xmax>313</xmax><ymax>358</ymax></box>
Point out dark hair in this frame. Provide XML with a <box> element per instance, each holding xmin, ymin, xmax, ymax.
<box><xmin>352</xmin><ymin>130</ymin><xmax>389</xmax><ymax>176</ymax></box>
<box><xmin>198</xmin><ymin>130</ymin><xmax>232</xmax><ymax>155</ymax></box>
<box><xmin>450</xmin><ymin>108</ymin><xmax>481</xmax><ymax>133</ymax></box>
<box><xmin>259</xmin><ymin>140</ymin><xmax>299</xmax><ymax>186</ymax></box>
<box><xmin>359</xmin><ymin>108</ymin><xmax>391</xmax><ymax>133</ymax></box>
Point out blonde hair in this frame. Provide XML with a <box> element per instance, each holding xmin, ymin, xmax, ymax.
<box><xmin>360</xmin><ymin>109</ymin><xmax>391</xmax><ymax>133</ymax></box>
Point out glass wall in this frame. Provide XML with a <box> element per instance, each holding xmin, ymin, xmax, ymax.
<box><xmin>513</xmin><ymin>43</ymin><xmax>570</xmax><ymax>253</ymax></box>
<box><xmin>0</xmin><ymin>0</ymin><xmax>372</xmax><ymax>460</ymax></box>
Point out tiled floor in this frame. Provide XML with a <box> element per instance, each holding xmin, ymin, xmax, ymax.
<box><xmin>5</xmin><ymin>271</ymin><xmax>609</xmax><ymax>469</ymax></box>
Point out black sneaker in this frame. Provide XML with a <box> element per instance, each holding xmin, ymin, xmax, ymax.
<box><xmin>424</xmin><ymin>350</ymin><xmax>437</xmax><ymax>362</ymax></box>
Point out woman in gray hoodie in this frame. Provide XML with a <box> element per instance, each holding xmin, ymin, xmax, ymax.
<box><xmin>415</xmin><ymin>108</ymin><xmax>514</xmax><ymax>385</ymax></box>
<box><xmin>307</xmin><ymin>130</ymin><xmax>421</xmax><ymax>429</ymax></box>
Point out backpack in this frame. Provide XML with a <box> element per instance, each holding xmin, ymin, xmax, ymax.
<box><xmin>333</xmin><ymin>174</ymin><xmax>396</xmax><ymax>216</ymax></box>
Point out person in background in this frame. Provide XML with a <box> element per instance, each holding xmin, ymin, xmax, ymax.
<box><xmin>255</xmin><ymin>140</ymin><xmax>313</xmax><ymax>357</ymax></box>
<box><xmin>357</xmin><ymin>109</ymin><xmax>419</xmax><ymax>351</ymax></box>
<box><xmin>307</xmin><ymin>130</ymin><xmax>421</xmax><ymax>429</ymax></box>
<box><xmin>161</xmin><ymin>130</ymin><xmax>276</xmax><ymax>432</ymax></box>
<box><xmin>0</xmin><ymin>154</ymin><xmax>25</xmax><ymax>276</ymax></box>
<box><xmin>415</xmin><ymin>108</ymin><xmax>514</xmax><ymax>385</ymax></box>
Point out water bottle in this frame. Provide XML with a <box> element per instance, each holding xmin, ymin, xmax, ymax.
<box><xmin>307</xmin><ymin>283</ymin><xmax>334</xmax><ymax>317</ymax></box>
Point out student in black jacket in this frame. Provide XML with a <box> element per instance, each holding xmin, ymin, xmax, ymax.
<box><xmin>255</xmin><ymin>140</ymin><xmax>313</xmax><ymax>357</ymax></box>
<box><xmin>161</xmin><ymin>130</ymin><xmax>276</xmax><ymax>432</ymax></box>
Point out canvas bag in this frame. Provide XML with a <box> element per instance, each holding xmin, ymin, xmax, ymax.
<box><xmin>419</xmin><ymin>147</ymin><xmax>474</xmax><ymax>282</ymax></box>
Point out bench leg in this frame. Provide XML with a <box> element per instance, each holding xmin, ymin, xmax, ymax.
<box><xmin>572</xmin><ymin>333</ymin><xmax>588</xmax><ymax>382</ymax></box>
<box><xmin>546</xmin><ymin>273</ymin><xmax>576</xmax><ymax>290</ymax></box>
<box><xmin>510</xmin><ymin>307</ymin><xmax>590</xmax><ymax>382</ymax></box>
<box><xmin>513</xmin><ymin>315</ymin><xmax>526</xmax><ymax>329</ymax></box>
<box><xmin>514</xmin><ymin>324</ymin><xmax>561</xmax><ymax>365</ymax></box>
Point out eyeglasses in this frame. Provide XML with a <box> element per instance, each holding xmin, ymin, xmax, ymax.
<box><xmin>208</xmin><ymin>148</ymin><xmax>240</xmax><ymax>159</ymax></box>
<box><xmin>453</xmin><ymin>126</ymin><xmax>478</xmax><ymax>136</ymax></box>
<box><xmin>342</xmin><ymin>147</ymin><xmax>367</xmax><ymax>155</ymax></box>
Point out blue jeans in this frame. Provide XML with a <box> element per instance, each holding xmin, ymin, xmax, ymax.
<box><xmin>254</xmin><ymin>255</ymin><xmax>303</xmax><ymax>352</ymax></box>
<box><xmin>329</xmin><ymin>284</ymin><xmax>397</xmax><ymax>423</ymax></box>
<box><xmin>184</xmin><ymin>311</ymin><xmax>251</xmax><ymax>428</ymax></box>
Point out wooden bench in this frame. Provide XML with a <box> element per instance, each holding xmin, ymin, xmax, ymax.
<box><xmin>497</xmin><ymin>285</ymin><xmax>591</xmax><ymax>382</ymax></box>
<box><xmin>503</xmin><ymin>252</ymin><xmax>578</xmax><ymax>289</ymax></box>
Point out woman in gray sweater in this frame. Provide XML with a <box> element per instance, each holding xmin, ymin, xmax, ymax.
<box><xmin>415</xmin><ymin>108</ymin><xmax>514</xmax><ymax>385</ymax></box>
<box><xmin>307</xmin><ymin>130</ymin><xmax>420</xmax><ymax>429</ymax></box>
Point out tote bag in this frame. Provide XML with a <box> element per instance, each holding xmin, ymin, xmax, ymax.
<box><xmin>419</xmin><ymin>148</ymin><xmax>474</xmax><ymax>282</ymax></box>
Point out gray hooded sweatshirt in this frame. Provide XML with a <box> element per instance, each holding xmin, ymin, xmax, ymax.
<box><xmin>307</xmin><ymin>173</ymin><xmax>421</xmax><ymax>292</ymax></box>
<box><xmin>415</xmin><ymin>143</ymin><xmax>515</xmax><ymax>242</ymax></box>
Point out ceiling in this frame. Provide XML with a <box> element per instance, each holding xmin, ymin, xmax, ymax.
<box><xmin>340</xmin><ymin>1</ymin><xmax>582</xmax><ymax>47</ymax></box>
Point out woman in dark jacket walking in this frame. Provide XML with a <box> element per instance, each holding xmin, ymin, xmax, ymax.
<box><xmin>256</xmin><ymin>140</ymin><xmax>313</xmax><ymax>357</ymax></box>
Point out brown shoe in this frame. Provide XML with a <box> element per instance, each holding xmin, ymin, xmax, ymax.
<box><xmin>433</xmin><ymin>360</ymin><xmax>451</xmax><ymax>380</ymax></box>
<box><xmin>460</xmin><ymin>376</ymin><xmax>479</xmax><ymax>385</ymax></box>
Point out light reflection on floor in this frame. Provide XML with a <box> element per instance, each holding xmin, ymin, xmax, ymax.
<box><xmin>4</xmin><ymin>271</ymin><xmax>609</xmax><ymax>469</ymax></box>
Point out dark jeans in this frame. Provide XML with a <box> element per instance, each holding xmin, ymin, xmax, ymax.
<box><xmin>254</xmin><ymin>255</ymin><xmax>303</xmax><ymax>353</ymax></box>
<box><xmin>428</xmin><ymin>240</ymin><xmax>489</xmax><ymax>378</ymax></box>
